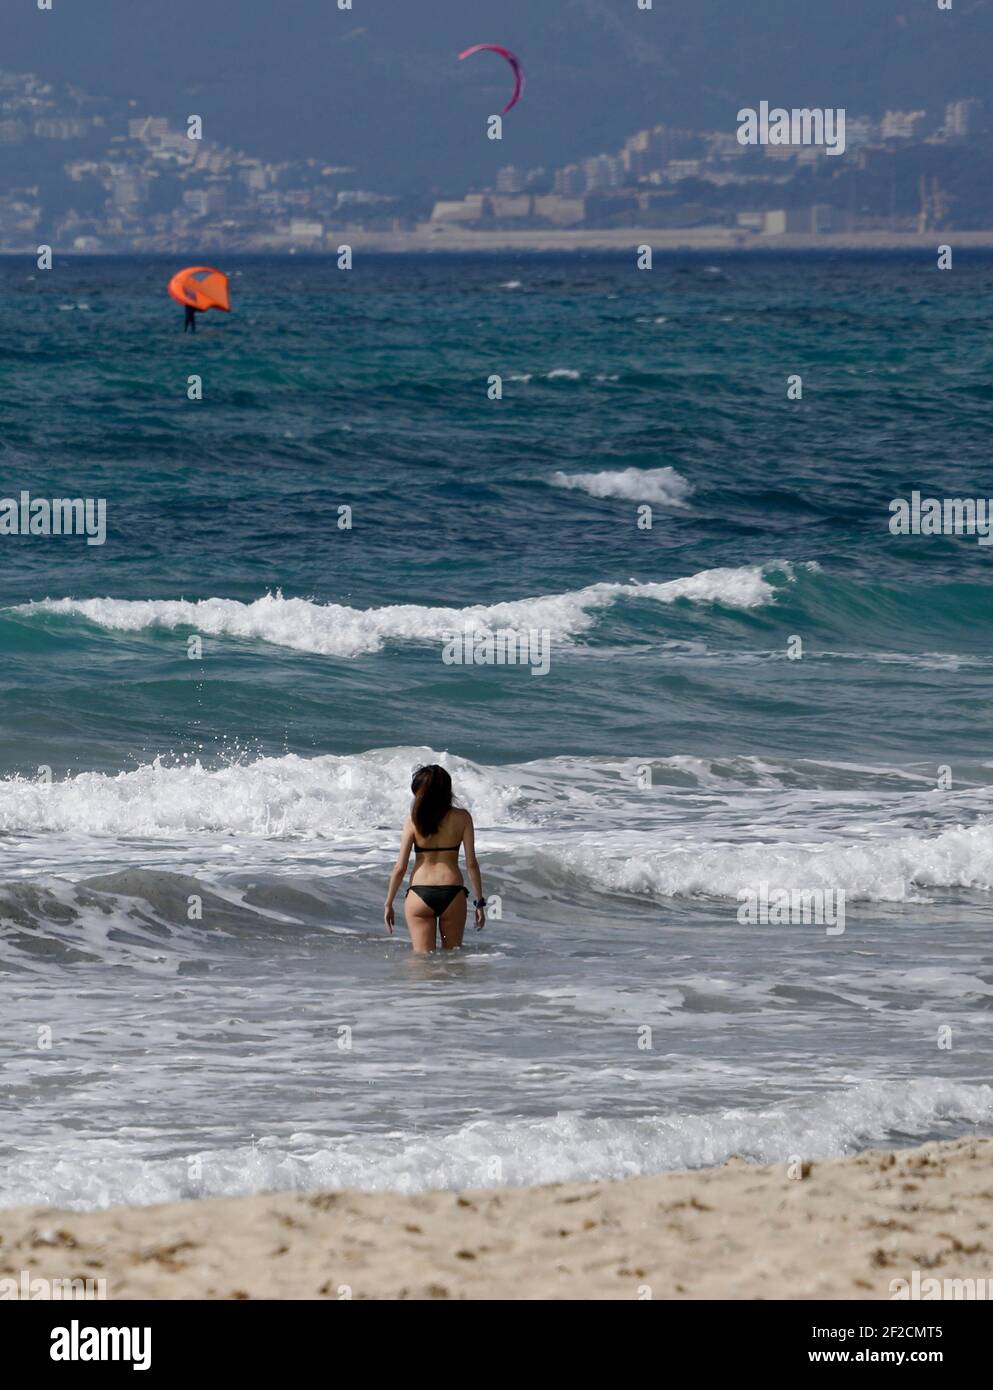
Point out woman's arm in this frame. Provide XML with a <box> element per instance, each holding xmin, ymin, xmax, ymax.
<box><xmin>462</xmin><ymin>812</ymin><xmax>485</xmax><ymax>931</ymax></box>
<box><xmin>384</xmin><ymin>820</ymin><xmax>415</xmax><ymax>934</ymax></box>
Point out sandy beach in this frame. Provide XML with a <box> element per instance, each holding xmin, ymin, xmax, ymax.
<box><xmin>2</xmin><ymin>1136</ymin><xmax>989</xmax><ymax>1301</ymax></box>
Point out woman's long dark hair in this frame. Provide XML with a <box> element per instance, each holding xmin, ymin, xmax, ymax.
<box><xmin>410</xmin><ymin>764</ymin><xmax>453</xmax><ymax>838</ymax></box>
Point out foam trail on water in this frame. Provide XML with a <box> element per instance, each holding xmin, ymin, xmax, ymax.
<box><xmin>12</xmin><ymin>563</ymin><xmax>795</xmax><ymax>658</ymax></box>
<box><xmin>0</xmin><ymin>748</ymin><xmax>522</xmax><ymax>838</ymax></box>
<box><xmin>3</xmin><ymin>748</ymin><xmax>992</xmax><ymax>907</ymax></box>
<box><xmin>551</xmin><ymin>821</ymin><xmax>993</xmax><ymax>904</ymax></box>
<box><xmin>552</xmin><ymin>466</ymin><xmax>693</xmax><ymax>507</ymax></box>
<box><xmin>2</xmin><ymin>1079</ymin><xmax>988</xmax><ymax>1211</ymax></box>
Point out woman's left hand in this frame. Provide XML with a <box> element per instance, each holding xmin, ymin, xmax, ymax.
<box><xmin>384</xmin><ymin>903</ymin><xmax>395</xmax><ymax>934</ymax></box>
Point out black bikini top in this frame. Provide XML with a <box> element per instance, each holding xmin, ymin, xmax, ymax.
<box><xmin>414</xmin><ymin>842</ymin><xmax>460</xmax><ymax>854</ymax></box>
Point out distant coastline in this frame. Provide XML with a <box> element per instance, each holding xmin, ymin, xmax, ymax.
<box><xmin>301</xmin><ymin>228</ymin><xmax>993</xmax><ymax>254</ymax></box>
<box><xmin>9</xmin><ymin>230</ymin><xmax>993</xmax><ymax>257</ymax></box>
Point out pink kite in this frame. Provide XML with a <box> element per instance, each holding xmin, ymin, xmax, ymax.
<box><xmin>458</xmin><ymin>44</ymin><xmax>525</xmax><ymax>115</ymax></box>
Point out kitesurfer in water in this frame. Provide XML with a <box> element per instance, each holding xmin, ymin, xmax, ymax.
<box><xmin>168</xmin><ymin>267</ymin><xmax>230</xmax><ymax>330</ymax></box>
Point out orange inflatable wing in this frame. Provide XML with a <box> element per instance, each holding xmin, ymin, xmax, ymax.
<box><xmin>167</xmin><ymin>266</ymin><xmax>231</xmax><ymax>313</ymax></box>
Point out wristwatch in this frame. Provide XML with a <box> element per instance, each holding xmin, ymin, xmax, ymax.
<box><xmin>473</xmin><ymin>898</ymin><xmax>486</xmax><ymax>909</ymax></box>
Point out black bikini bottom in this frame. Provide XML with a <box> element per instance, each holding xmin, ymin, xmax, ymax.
<box><xmin>406</xmin><ymin>885</ymin><xmax>469</xmax><ymax>915</ymax></box>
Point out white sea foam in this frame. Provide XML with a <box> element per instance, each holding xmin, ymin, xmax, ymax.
<box><xmin>14</xmin><ymin>563</ymin><xmax>787</xmax><ymax>658</ymax></box>
<box><xmin>552</xmin><ymin>466</ymin><xmax>693</xmax><ymax>507</ymax></box>
<box><xmin>4</xmin><ymin>744</ymin><xmax>992</xmax><ymax>908</ymax></box>
<box><xmin>0</xmin><ymin>748</ymin><xmax>522</xmax><ymax>839</ymax></box>
<box><xmin>551</xmin><ymin>820</ymin><xmax>993</xmax><ymax>904</ymax></box>
<box><xmin>547</xmin><ymin>368</ymin><xmax>581</xmax><ymax>380</ymax></box>
<box><xmin>2</xmin><ymin>1078</ymin><xmax>988</xmax><ymax>1211</ymax></box>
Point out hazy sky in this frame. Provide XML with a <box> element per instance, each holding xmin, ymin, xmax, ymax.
<box><xmin>7</xmin><ymin>1</ymin><xmax>992</xmax><ymax>190</ymax></box>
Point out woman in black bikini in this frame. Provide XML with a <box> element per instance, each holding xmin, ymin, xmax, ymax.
<box><xmin>384</xmin><ymin>765</ymin><xmax>485</xmax><ymax>953</ymax></box>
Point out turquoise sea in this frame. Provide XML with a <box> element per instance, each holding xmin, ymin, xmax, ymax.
<box><xmin>1</xmin><ymin>252</ymin><xmax>992</xmax><ymax>1208</ymax></box>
